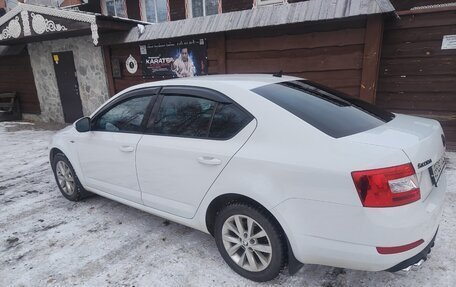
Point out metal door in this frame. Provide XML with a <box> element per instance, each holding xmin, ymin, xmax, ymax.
<box><xmin>52</xmin><ymin>51</ymin><xmax>83</xmax><ymax>123</ymax></box>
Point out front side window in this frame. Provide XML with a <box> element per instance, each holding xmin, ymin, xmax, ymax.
<box><xmin>191</xmin><ymin>0</ymin><xmax>219</xmax><ymax>18</ymax></box>
<box><xmin>143</xmin><ymin>0</ymin><xmax>168</xmax><ymax>23</ymax></box>
<box><xmin>104</xmin><ymin>0</ymin><xmax>127</xmax><ymax>18</ymax></box>
<box><xmin>149</xmin><ymin>95</ymin><xmax>216</xmax><ymax>137</ymax></box>
<box><xmin>93</xmin><ymin>96</ymin><xmax>152</xmax><ymax>133</ymax></box>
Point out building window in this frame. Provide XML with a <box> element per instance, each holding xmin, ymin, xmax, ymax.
<box><xmin>189</xmin><ymin>0</ymin><xmax>220</xmax><ymax>18</ymax></box>
<box><xmin>6</xmin><ymin>0</ymin><xmax>19</xmax><ymax>11</ymax></box>
<box><xmin>254</xmin><ymin>0</ymin><xmax>287</xmax><ymax>7</ymax></box>
<box><xmin>102</xmin><ymin>0</ymin><xmax>127</xmax><ymax>18</ymax></box>
<box><xmin>141</xmin><ymin>0</ymin><xmax>169</xmax><ymax>23</ymax></box>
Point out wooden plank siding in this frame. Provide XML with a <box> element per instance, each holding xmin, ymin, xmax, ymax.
<box><xmin>0</xmin><ymin>51</ymin><xmax>40</xmax><ymax>114</ymax></box>
<box><xmin>377</xmin><ymin>10</ymin><xmax>456</xmax><ymax>149</ymax></box>
<box><xmin>224</xmin><ymin>20</ymin><xmax>367</xmax><ymax>97</ymax></box>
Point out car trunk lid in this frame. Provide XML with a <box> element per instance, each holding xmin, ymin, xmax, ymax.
<box><xmin>341</xmin><ymin>114</ymin><xmax>446</xmax><ymax>200</ymax></box>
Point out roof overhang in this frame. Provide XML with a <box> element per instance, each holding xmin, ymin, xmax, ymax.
<box><xmin>100</xmin><ymin>0</ymin><xmax>396</xmax><ymax>45</ymax></box>
<box><xmin>0</xmin><ymin>3</ymin><xmax>145</xmax><ymax>46</ymax></box>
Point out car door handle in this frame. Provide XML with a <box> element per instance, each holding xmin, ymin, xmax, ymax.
<box><xmin>197</xmin><ymin>156</ymin><xmax>222</xmax><ymax>166</ymax></box>
<box><xmin>119</xmin><ymin>145</ymin><xmax>135</xmax><ymax>153</ymax></box>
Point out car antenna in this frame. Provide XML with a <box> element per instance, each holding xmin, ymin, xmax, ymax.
<box><xmin>273</xmin><ymin>70</ymin><xmax>283</xmax><ymax>78</ymax></box>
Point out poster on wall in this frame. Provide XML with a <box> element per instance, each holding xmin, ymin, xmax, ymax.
<box><xmin>140</xmin><ymin>39</ymin><xmax>208</xmax><ymax>78</ymax></box>
<box><xmin>442</xmin><ymin>35</ymin><xmax>456</xmax><ymax>50</ymax></box>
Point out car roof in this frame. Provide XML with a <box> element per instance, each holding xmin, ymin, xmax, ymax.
<box><xmin>164</xmin><ymin>74</ymin><xmax>301</xmax><ymax>88</ymax></box>
<box><xmin>93</xmin><ymin>74</ymin><xmax>303</xmax><ymax>117</ymax></box>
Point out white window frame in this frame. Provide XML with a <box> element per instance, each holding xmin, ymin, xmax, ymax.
<box><xmin>100</xmin><ymin>0</ymin><xmax>127</xmax><ymax>18</ymax></box>
<box><xmin>186</xmin><ymin>0</ymin><xmax>221</xmax><ymax>18</ymax></box>
<box><xmin>254</xmin><ymin>0</ymin><xmax>287</xmax><ymax>7</ymax></box>
<box><xmin>140</xmin><ymin>0</ymin><xmax>170</xmax><ymax>23</ymax></box>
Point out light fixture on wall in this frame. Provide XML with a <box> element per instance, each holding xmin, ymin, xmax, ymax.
<box><xmin>137</xmin><ymin>24</ymin><xmax>145</xmax><ymax>36</ymax></box>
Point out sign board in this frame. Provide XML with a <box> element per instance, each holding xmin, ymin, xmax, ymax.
<box><xmin>442</xmin><ymin>35</ymin><xmax>456</xmax><ymax>50</ymax></box>
<box><xmin>126</xmin><ymin>54</ymin><xmax>138</xmax><ymax>74</ymax></box>
<box><xmin>140</xmin><ymin>39</ymin><xmax>208</xmax><ymax>78</ymax></box>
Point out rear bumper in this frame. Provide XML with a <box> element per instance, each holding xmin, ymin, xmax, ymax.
<box><xmin>272</xmin><ymin>173</ymin><xmax>446</xmax><ymax>271</ymax></box>
<box><xmin>386</xmin><ymin>228</ymin><xmax>437</xmax><ymax>272</ymax></box>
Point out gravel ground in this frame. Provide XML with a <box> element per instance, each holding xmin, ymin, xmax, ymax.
<box><xmin>0</xmin><ymin>121</ymin><xmax>455</xmax><ymax>287</ymax></box>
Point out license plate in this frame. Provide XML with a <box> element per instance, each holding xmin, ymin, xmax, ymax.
<box><xmin>429</xmin><ymin>156</ymin><xmax>446</xmax><ymax>187</ymax></box>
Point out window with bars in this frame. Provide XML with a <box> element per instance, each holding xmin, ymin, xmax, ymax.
<box><xmin>142</xmin><ymin>0</ymin><xmax>169</xmax><ymax>23</ymax></box>
<box><xmin>190</xmin><ymin>0</ymin><xmax>220</xmax><ymax>18</ymax></box>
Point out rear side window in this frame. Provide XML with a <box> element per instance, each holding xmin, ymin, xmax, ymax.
<box><xmin>251</xmin><ymin>80</ymin><xmax>395</xmax><ymax>138</ymax></box>
<box><xmin>209</xmin><ymin>103</ymin><xmax>252</xmax><ymax>139</ymax></box>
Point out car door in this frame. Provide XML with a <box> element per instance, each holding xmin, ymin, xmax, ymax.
<box><xmin>75</xmin><ymin>88</ymin><xmax>158</xmax><ymax>204</ymax></box>
<box><xmin>136</xmin><ymin>86</ymin><xmax>256</xmax><ymax>218</ymax></box>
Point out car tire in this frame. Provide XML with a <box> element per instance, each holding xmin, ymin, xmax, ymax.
<box><xmin>52</xmin><ymin>153</ymin><xmax>89</xmax><ymax>201</ymax></box>
<box><xmin>214</xmin><ymin>202</ymin><xmax>286</xmax><ymax>282</ymax></box>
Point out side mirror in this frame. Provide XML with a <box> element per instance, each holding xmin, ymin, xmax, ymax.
<box><xmin>75</xmin><ymin>117</ymin><xmax>91</xmax><ymax>133</ymax></box>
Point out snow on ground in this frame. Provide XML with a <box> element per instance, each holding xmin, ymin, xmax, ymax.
<box><xmin>0</xmin><ymin>121</ymin><xmax>455</xmax><ymax>287</ymax></box>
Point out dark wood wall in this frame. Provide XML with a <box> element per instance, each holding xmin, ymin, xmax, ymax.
<box><xmin>0</xmin><ymin>51</ymin><xmax>40</xmax><ymax>114</ymax></box>
<box><xmin>224</xmin><ymin>19</ymin><xmax>367</xmax><ymax>97</ymax></box>
<box><xmin>377</xmin><ymin>10</ymin><xmax>456</xmax><ymax>149</ymax></box>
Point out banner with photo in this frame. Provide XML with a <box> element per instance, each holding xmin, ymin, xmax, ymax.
<box><xmin>140</xmin><ymin>39</ymin><xmax>208</xmax><ymax>78</ymax></box>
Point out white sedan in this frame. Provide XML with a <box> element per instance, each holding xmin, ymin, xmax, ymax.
<box><xmin>50</xmin><ymin>75</ymin><xmax>447</xmax><ymax>282</ymax></box>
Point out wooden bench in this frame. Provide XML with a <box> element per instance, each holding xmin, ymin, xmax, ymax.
<box><xmin>0</xmin><ymin>92</ymin><xmax>22</xmax><ymax>121</ymax></box>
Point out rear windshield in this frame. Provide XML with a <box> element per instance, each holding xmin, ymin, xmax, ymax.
<box><xmin>251</xmin><ymin>80</ymin><xmax>395</xmax><ymax>138</ymax></box>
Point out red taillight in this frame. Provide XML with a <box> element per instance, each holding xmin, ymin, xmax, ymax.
<box><xmin>376</xmin><ymin>239</ymin><xmax>424</xmax><ymax>254</ymax></box>
<box><xmin>351</xmin><ymin>163</ymin><xmax>421</xmax><ymax>207</ymax></box>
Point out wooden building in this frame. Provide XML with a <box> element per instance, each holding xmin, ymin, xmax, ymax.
<box><xmin>100</xmin><ymin>0</ymin><xmax>394</xmax><ymax>100</ymax></box>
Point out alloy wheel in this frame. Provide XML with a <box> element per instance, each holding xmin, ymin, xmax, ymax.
<box><xmin>56</xmin><ymin>160</ymin><xmax>75</xmax><ymax>196</ymax></box>
<box><xmin>221</xmin><ymin>214</ymin><xmax>273</xmax><ymax>272</ymax></box>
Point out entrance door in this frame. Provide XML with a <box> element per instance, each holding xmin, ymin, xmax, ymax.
<box><xmin>52</xmin><ymin>51</ymin><xmax>83</xmax><ymax>123</ymax></box>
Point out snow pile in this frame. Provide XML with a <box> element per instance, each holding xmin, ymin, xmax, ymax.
<box><xmin>0</xmin><ymin>122</ymin><xmax>455</xmax><ymax>286</ymax></box>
